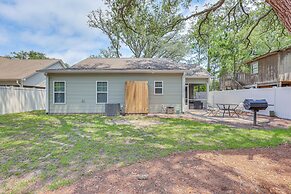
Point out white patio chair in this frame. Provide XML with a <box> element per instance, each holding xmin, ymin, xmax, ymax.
<box><xmin>233</xmin><ymin>102</ymin><xmax>247</xmax><ymax>117</ymax></box>
<box><xmin>205</xmin><ymin>105</ymin><xmax>220</xmax><ymax>116</ymax></box>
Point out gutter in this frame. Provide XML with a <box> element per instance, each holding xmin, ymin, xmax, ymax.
<box><xmin>37</xmin><ymin>69</ymin><xmax>186</xmax><ymax>74</ymax></box>
<box><xmin>185</xmin><ymin>75</ymin><xmax>211</xmax><ymax>79</ymax></box>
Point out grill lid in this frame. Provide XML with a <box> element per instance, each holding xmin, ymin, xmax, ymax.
<box><xmin>243</xmin><ymin>99</ymin><xmax>268</xmax><ymax>110</ymax></box>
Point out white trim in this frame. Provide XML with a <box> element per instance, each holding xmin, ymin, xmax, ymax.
<box><xmin>186</xmin><ymin>81</ymin><xmax>209</xmax><ymax>84</ymax></box>
<box><xmin>53</xmin><ymin>81</ymin><xmax>66</xmax><ymax>104</ymax></box>
<box><xmin>185</xmin><ymin>76</ymin><xmax>211</xmax><ymax>79</ymax></box>
<box><xmin>206</xmin><ymin>78</ymin><xmax>210</xmax><ymax>109</ymax></box>
<box><xmin>182</xmin><ymin>73</ymin><xmax>186</xmax><ymax>113</ymax></box>
<box><xmin>96</xmin><ymin>81</ymin><xmax>108</xmax><ymax>104</ymax></box>
<box><xmin>251</xmin><ymin>61</ymin><xmax>259</xmax><ymax>74</ymax></box>
<box><xmin>154</xmin><ymin>80</ymin><xmax>163</xmax><ymax>95</ymax></box>
<box><xmin>46</xmin><ymin>75</ymin><xmax>49</xmax><ymax>113</ymax></box>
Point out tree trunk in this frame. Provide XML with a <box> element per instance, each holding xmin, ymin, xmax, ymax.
<box><xmin>266</xmin><ymin>0</ymin><xmax>291</xmax><ymax>33</ymax></box>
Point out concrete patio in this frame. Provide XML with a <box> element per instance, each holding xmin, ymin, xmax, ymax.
<box><xmin>152</xmin><ymin>110</ymin><xmax>291</xmax><ymax>129</ymax></box>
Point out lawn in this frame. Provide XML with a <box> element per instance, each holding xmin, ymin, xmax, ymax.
<box><xmin>0</xmin><ymin>111</ymin><xmax>291</xmax><ymax>193</ymax></box>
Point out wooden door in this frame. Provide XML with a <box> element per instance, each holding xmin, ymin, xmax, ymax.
<box><xmin>125</xmin><ymin>81</ymin><xmax>149</xmax><ymax>114</ymax></box>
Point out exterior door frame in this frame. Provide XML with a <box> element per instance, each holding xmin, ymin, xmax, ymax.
<box><xmin>184</xmin><ymin>84</ymin><xmax>189</xmax><ymax>111</ymax></box>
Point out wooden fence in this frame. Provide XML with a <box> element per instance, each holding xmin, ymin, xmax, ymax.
<box><xmin>0</xmin><ymin>86</ymin><xmax>45</xmax><ymax>114</ymax></box>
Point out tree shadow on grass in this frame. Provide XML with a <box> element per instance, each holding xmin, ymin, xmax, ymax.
<box><xmin>1</xmin><ymin>111</ymin><xmax>291</xmax><ymax>193</ymax></box>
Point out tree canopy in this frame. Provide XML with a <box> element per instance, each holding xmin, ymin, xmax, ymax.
<box><xmin>88</xmin><ymin>0</ymin><xmax>291</xmax><ymax>87</ymax></box>
<box><xmin>88</xmin><ymin>0</ymin><xmax>192</xmax><ymax>61</ymax></box>
<box><xmin>189</xmin><ymin>0</ymin><xmax>291</xmax><ymax>80</ymax></box>
<box><xmin>10</xmin><ymin>51</ymin><xmax>48</xmax><ymax>60</ymax></box>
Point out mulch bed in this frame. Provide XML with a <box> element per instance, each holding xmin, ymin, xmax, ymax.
<box><xmin>52</xmin><ymin>144</ymin><xmax>291</xmax><ymax>194</ymax></box>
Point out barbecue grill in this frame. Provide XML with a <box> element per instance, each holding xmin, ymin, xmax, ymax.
<box><xmin>243</xmin><ymin>99</ymin><xmax>268</xmax><ymax>125</ymax></box>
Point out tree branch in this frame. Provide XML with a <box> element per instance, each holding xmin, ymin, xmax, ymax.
<box><xmin>245</xmin><ymin>9</ymin><xmax>273</xmax><ymax>48</ymax></box>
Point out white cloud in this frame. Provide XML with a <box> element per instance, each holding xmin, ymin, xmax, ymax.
<box><xmin>0</xmin><ymin>0</ymin><xmax>217</xmax><ymax>63</ymax></box>
<box><xmin>0</xmin><ymin>0</ymin><xmax>106</xmax><ymax>32</ymax></box>
<box><xmin>0</xmin><ymin>0</ymin><xmax>109</xmax><ymax>64</ymax></box>
<box><xmin>48</xmin><ymin>50</ymin><xmax>92</xmax><ymax>66</ymax></box>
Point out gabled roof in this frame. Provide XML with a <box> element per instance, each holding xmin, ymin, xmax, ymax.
<box><xmin>71</xmin><ymin>58</ymin><xmax>188</xmax><ymax>71</ymax></box>
<box><xmin>0</xmin><ymin>57</ymin><xmax>63</xmax><ymax>80</ymax></box>
<box><xmin>185</xmin><ymin>64</ymin><xmax>210</xmax><ymax>78</ymax></box>
<box><xmin>246</xmin><ymin>45</ymin><xmax>291</xmax><ymax>64</ymax></box>
<box><xmin>40</xmin><ymin>58</ymin><xmax>211</xmax><ymax>78</ymax></box>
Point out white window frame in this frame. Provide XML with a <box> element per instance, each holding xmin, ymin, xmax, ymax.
<box><xmin>96</xmin><ymin>81</ymin><xmax>108</xmax><ymax>104</ymax></box>
<box><xmin>53</xmin><ymin>81</ymin><xmax>66</xmax><ymax>104</ymax></box>
<box><xmin>251</xmin><ymin>61</ymin><xmax>258</xmax><ymax>74</ymax></box>
<box><xmin>154</xmin><ymin>81</ymin><xmax>163</xmax><ymax>95</ymax></box>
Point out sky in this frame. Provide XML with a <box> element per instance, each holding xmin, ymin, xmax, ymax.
<box><xmin>0</xmin><ymin>0</ymin><xmax>214</xmax><ymax>65</ymax></box>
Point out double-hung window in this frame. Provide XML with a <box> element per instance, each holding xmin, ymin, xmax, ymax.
<box><xmin>53</xmin><ymin>81</ymin><xmax>66</xmax><ymax>104</ymax></box>
<box><xmin>251</xmin><ymin>61</ymin><xmax>258</xmax><ymax>74</ymax></box>
<box><xmin>96</xmin><ymin>81</ymin><xmax>108</xmax><ymax>104</ymax></box>
<box><xmin>154</xmin><ymin>81</ymin><xmax>163</xmax><ymax>95</ymax></box>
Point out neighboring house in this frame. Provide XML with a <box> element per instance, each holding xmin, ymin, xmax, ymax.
<box><xmin>0</xmin><ymin>57</ymin><xmax>67</xmax><ymax>88</ymax></box>
<box><xmin>40</xmin><ymin>58</ymin><xmax>210</xmax><ymax>114</ymax></box>
<box><xmin>220</xmin><ymin>46</ymin><xmax>291</xmax><ymax>90</ymax></box>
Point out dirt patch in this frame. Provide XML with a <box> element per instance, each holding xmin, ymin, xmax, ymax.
<box><xmin>1</xmin><ymin>170</ymin><xmax>42</xmax><ymax>193</ymax></box>
<box><xmin>106</xmin><ymin>118</ymin><xmax>163</xmax><ymax>129</ymax></box>
<box><xmin>51</xmin><ymin>144</ymin><xmax>291</xmax><ymax>194</ymax></box>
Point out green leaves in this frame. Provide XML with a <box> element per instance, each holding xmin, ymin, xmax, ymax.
<box><xmin>189</xmin><ymin>0</ymin><xmax>291</xmax><ymax>80</ymax></box>
<box><xmin>88</xmin><ymin>0</ymin><xmax>190</xmax><ymax>61</ymax></box>
<box><xmin>10</xmin><ymin>51</ymin><xmax>48</xmax><ymax>60</ymax></box>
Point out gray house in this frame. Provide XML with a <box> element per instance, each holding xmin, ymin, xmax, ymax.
<box><xmin>40</xmin><ymin>58</ymin><xmax>210</xmax><ymax>114</ymax></box>
<box><xmin>0</xmin><ymin>57</ymin><xmax>67</xmax><ymax>88</ymax></box>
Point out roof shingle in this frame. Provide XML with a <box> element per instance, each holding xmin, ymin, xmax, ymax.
<box><xmin>72</xmin><ymin>58</ymin><xmax>187</xmax><ymax>70</ymax></box>
<box><xmin>0</xmin><ymin>57</ymin><xmax>61</xmax><ymax>80</ymax></box>
<box><xmin>71</xmin><ymin>58</ymin><xmax>210</xmax><ymax>77</ymax></box>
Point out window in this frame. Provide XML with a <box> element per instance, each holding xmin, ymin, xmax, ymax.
<box><xmin>53</xmin><ymin>81</ymin><xmax>66</xmax><ymax>104</ymax></box>
<box><xmin>251</xmin><ymin>61</ymin><xmax>258</xmax><ymax>74</ymax></box>
<box><xmin>96</xmin><ymin>81</ymin><xmax>108</xmax><ymax>103</ymax></box>
<box><xmin>154</xmin><ymin>81</ymin><xmax>163</xmax><ymax>95</ymax></box>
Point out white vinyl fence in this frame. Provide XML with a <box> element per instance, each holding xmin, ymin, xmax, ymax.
<box><xmin>0</xmin><ymin>86</ymin><xmax>45</xmax><ymax>114</ymax></box>
<box><xmin>209</xmin><ymin>87</ymin><xmax>291</xmax><ymax>120</ymax></box>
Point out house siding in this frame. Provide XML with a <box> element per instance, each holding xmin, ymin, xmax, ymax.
<box><xmin>24</xmin><ymin>62</ymin><xmax>64</xmax><ymax>87</ymax></box>
<box><xmin>186</xmin><ymin>78</ymin><xmax>209</xmax><ymax>84</ymax></box>
<box><xmin>48</xmin><ymin>73</ymin><xmax>183</xmax><ymax>114</ymax></box>
<box><xmin>279</xmin><ymin>49</ymin><xmax>291</xmax><ymax>81</ymax></box>
<box><xmin>257</xmin><ymin>54</ymin><xmax>278</xmax><ymax>84</ymax></box>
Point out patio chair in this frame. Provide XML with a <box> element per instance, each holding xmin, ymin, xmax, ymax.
<box><xmin>205</xmin><ymin>105</ymin><xmax>220</xmax><ymax>116</ymax></box>
<box><xmin>232</xmin><ymin>102</ymin><xmax>247</xmax><ymax>117</ymax></box>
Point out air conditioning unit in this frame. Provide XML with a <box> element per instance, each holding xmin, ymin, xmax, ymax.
<box><xmin>105</xmin><ymin>103</ymin><xmax>121</xmax><ymax>116</ymax></box>
<box><xmin>166</xmin><ymin>106</ymin><xmax>175</xmax><ymax>114</ymax></box>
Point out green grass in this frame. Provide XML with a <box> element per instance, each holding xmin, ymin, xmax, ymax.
<box><xmin>48</xmin><ymin>179</ymin><xmax>73</xmax><ymax>191</ymax></box>
<box><xmin>0</xmin><ymin>111</ymin><xmax>290</xmax><ymax>193</ymax></box>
